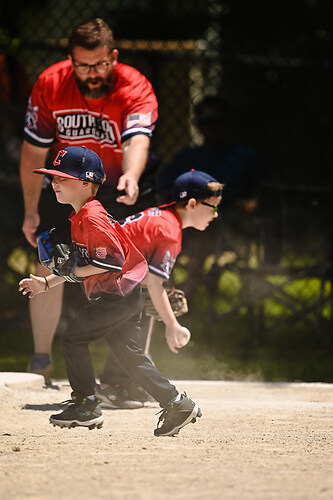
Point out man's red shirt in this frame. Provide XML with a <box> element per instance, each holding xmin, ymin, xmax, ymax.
<box><xmin>24</xmin><ymin>60</ymin><xmax>158</xmax><ymax>186</ymax></box>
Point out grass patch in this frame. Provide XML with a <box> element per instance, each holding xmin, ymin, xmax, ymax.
<box><xmin>1</xmin><ymin>324</ymin><xmax>332</xmax><ymax>383</ymax></box>
<box><xmin>0</xmin><ymin>261</ymin><xmax>332</xmax><ymax>383</ymax></box>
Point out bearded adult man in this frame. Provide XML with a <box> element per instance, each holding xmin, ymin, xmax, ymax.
<box><xmin>20</xmin><ymin>18</ymin><xmax>158</xmax><ymax>404</ymax></box>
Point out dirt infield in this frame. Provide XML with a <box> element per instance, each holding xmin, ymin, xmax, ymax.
<box><xmin>1</xmin><ymin>379</ymin><xmax>332</xmax><ymax>500</ymax></box>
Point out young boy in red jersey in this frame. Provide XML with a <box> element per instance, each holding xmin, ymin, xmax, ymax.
<box><xmin>19</xmin><ymin>146</ymin><xmax>201</xmax><ymax>436</ymax></box>
<box><xmin>97</xmin><ymin>170</ymin><xmax>223</xmax><ymax>405</ymax></box>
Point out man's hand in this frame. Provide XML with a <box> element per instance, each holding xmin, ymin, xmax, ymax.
<box><xmin>118</xmin><ymin>134</ymin><xmax>150</xmax><ymax>205</ymax></box>
<box><xmin>22</xmin><ymin>211</ymin><xmax>40</xmax><ymax>248</ymax></box>
<box><xmin>116</xmin><ymin>173</ymin><xmax>139</xmax><ymax>205</ymax></box>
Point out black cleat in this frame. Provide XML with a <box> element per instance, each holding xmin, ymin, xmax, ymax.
<box><xmin>125</xmin><ymin>381</ymin><xmax>156</xmax><ymax>403</ymax></box>
<box><xmin>154</xmin><ymin>393</ymin><xmax>202</xmax><ymax>437</ymax></box>
<box><xmin>95</xmin><ymin>384</ymin><xmax>144</xmax><ymax>409</ymax></box>
<box><xmin>50</xmin><ymin>397</ymin><xmax>103</xmax><ymax>429</ymax></box>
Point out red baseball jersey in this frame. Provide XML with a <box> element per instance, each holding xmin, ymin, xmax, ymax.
<box><xmin>24</xmin><ymin>59</ymin><xmax>158</xmax><ymax>186</ymax></box>
<box><xmin>119</xmin><ymin>207</ymin><xmax>183</xmax><ymax>281</ymax></box>
<box><xmin>69</xmin><ymin>197</ymin><xmax>148</xmax><ymax>298</ymax></box>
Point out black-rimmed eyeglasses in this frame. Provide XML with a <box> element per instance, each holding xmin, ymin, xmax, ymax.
<box><xmin>201</xmin><ymin>201</ymin><xmax>219</xmax><ymax>213</ymax></box>
<box><xmin>73</xmin><ymin>60</ymin><xmax>112</xmax><ymax>75</ymax></box>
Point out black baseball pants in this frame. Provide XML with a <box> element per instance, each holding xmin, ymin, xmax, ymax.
<box><xmin>61</xmin><ymin>287</ymin><xmax>178</xmax><ymax>407</ymax></box>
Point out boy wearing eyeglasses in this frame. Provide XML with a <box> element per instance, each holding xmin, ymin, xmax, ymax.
<box><xmin>97</xmin><ymin>170</ymin><xmax>223</xmax><ymax>407</ymax></box>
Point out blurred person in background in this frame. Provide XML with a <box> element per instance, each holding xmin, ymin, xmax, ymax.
<box><xmin>156</xmin><ymin>95</ymin><xmax>270</xmax><ymax>295</ymax></box>
<box><xmin>0</xmin><ymin>54</ymin><xmax>30</xmax><ymax>265</ymax></box>
<box><xmin>157</xmin><ymin>95</ymin><xmax>267</xmax><ymax>214</ymax></box>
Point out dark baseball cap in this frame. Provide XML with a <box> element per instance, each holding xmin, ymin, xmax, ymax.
<box><xmin>172</xmin><ymin>170</ymin><xmax>222</xmax><ymax>202</ymax></box>
<box><xmin>33</xmin><ymin>146</ymin><xmax>105</xmax><ymax>184</ymax></box>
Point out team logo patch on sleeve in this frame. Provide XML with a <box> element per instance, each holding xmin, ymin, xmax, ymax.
<box><xmin>147</xmin><ymin>208</ymin><xmax>161</xmax><ymax>217</ymax></box>
<box><xmin>25</xmin><ymin>97</ymin><xmax>39</xmax><ymax>130</ymax></box>
<box><xmin>161</xmin><ymin>250</ymin><xmax>176</xmax><ymax>275</ymax></box>
<box><xmin>95</xmin><ymin>247</ymin><xmax>107</xmax><ymax>259</ymax></box>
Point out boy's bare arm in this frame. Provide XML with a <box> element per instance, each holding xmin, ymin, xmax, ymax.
<box><xmin>19</xmin><ymin>264</ymin><xmax>109</xmax><ymax>299</ymax></box>
<box><xmin>145</xmin><ymin>273</ymin><xmax>176</xmax><ymax>325</ymax></box>
<box><xmin>19</xmin><ymin>273</ymin><xmax>64</xmax><ymax>298</ymax></box>
<box><xmin>73</xmin><ymin>264</ymin><xmax>110</xmax><ymax>278</ymax></box>
<box><xmin>145</xmin><ymin>273</ymin><xmax>191</xmax><ymax>353</ymax></box>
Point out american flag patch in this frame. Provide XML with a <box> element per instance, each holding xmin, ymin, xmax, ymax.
<box><xmin>127</xmin><ymin>112</ymin><xmax>152</xmax><ymax>127</ymax></box>
<box><xmin>95</xmin><ymin>247</ymin><xmax>107</xmax><ymax>259</ymax></box>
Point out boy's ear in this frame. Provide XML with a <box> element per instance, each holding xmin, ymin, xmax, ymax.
<box><xmin>186</xmin><ymin>198</ymin><xmax>197</xmax><ymax>210</ymax></box>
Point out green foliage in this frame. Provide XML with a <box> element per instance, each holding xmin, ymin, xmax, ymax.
<box><xmin>7</xmin><ymin>247</ymin><xmax>36</xmax><ymax>277</ymax></box>
<box><xmin>0</xmin><ymin>28</ymin><xmax>20</xmax><ymax>50</ymax></box>
<box><xmin>172</xmin><ymin>265</ymin><xmax>188</xmax><ymax>286</ymax></box>
<box><xmin>0</xmin><ymin>272</ymin><xmax>332</xmax><ymax>382</ymax></box>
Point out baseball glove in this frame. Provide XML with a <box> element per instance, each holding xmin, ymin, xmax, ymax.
<box><xmin>37</xmin><ymin>229</ymin><xmax>84</xmax><ymax>283</ymax></box>
<box><xmin>144</xmin><ymin>287</ymin><xmax>188</xmax><ymax>321</ymax></box>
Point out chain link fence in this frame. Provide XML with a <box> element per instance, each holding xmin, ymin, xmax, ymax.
<box><xmin>0</xmin><ymin>0</ymin><xmax>332</xmax><ymax>359</ymax></box>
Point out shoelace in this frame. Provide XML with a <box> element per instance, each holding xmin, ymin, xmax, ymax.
<box><xmin>155</xmin><ymin>397</ymin><xmax>179</xmax><ymax>428</ymax></box>
<box><xmin>58</xmin><ymin>398</ymin><xmax>82</xmax><ymax>408</ymax></box>
<box><xmin>155</xmin><ymin>408</ymin><xmax>168</xmax><ymax>428</ymax></box>
<box><xmin>155</xmin><ymin>392</ymin><xmax>187</xmax><ymax>427</ymax></box>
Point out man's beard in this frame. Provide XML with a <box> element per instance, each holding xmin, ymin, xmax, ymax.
<box><xmin>75</xmin><ymin>74</ymin><xmax>113</xmax><ymax>99</ymax></box>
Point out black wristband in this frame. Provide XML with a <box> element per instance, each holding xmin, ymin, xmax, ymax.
<box><xmin>44</xmin><ymin>277</ymin><xmax>50</xmax><ymax>292</ymax></box>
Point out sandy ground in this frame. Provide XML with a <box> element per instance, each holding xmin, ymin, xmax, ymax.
<box><xmin>0</xmin><ymin>379</ymin><xmax>332</xmax><ymax>500</ymax></box>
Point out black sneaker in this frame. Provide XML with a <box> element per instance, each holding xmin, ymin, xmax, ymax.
<box><xmin>27</xmin><ymin>353</ymin><xmax>53</xmax><ymax>386</ymax></box>
<box><xmin>49</xmin><ymin>397</ymin><xmax>103</xmax><ymax>429</ymax></box>
<box><xmin>95</xmin><ymin>384</ymin><xmax>144</xmax><ymax>409</ymax></box>
<box><xmin>154</xmin><ymin>393</ymin><xmax>202</xmax><ymax>437</ymax></box>
<box><xmin>125</xmin><ymin>380</ymin><xmax>156</xmax><ymax>403</ymax></box>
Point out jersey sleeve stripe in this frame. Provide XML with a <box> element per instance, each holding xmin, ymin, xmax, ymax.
<box><xmin>121</xmin><ymin>127</ymin><xmax>152</xmax><ymax>142</ymax></box>
<box><xmin>24</xmin><ymin>127</ymin><xmax>54</xmax><ymax>145</ymax></box>
<box><xmin>148</xmin><ymin>264</ymin><xmax>170</xmax><ymax>280</ymax></box>
<box><xmin>91</xmin><ymin>259</ymin><xmax>123</xmax><ymax>271</ymax></box>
